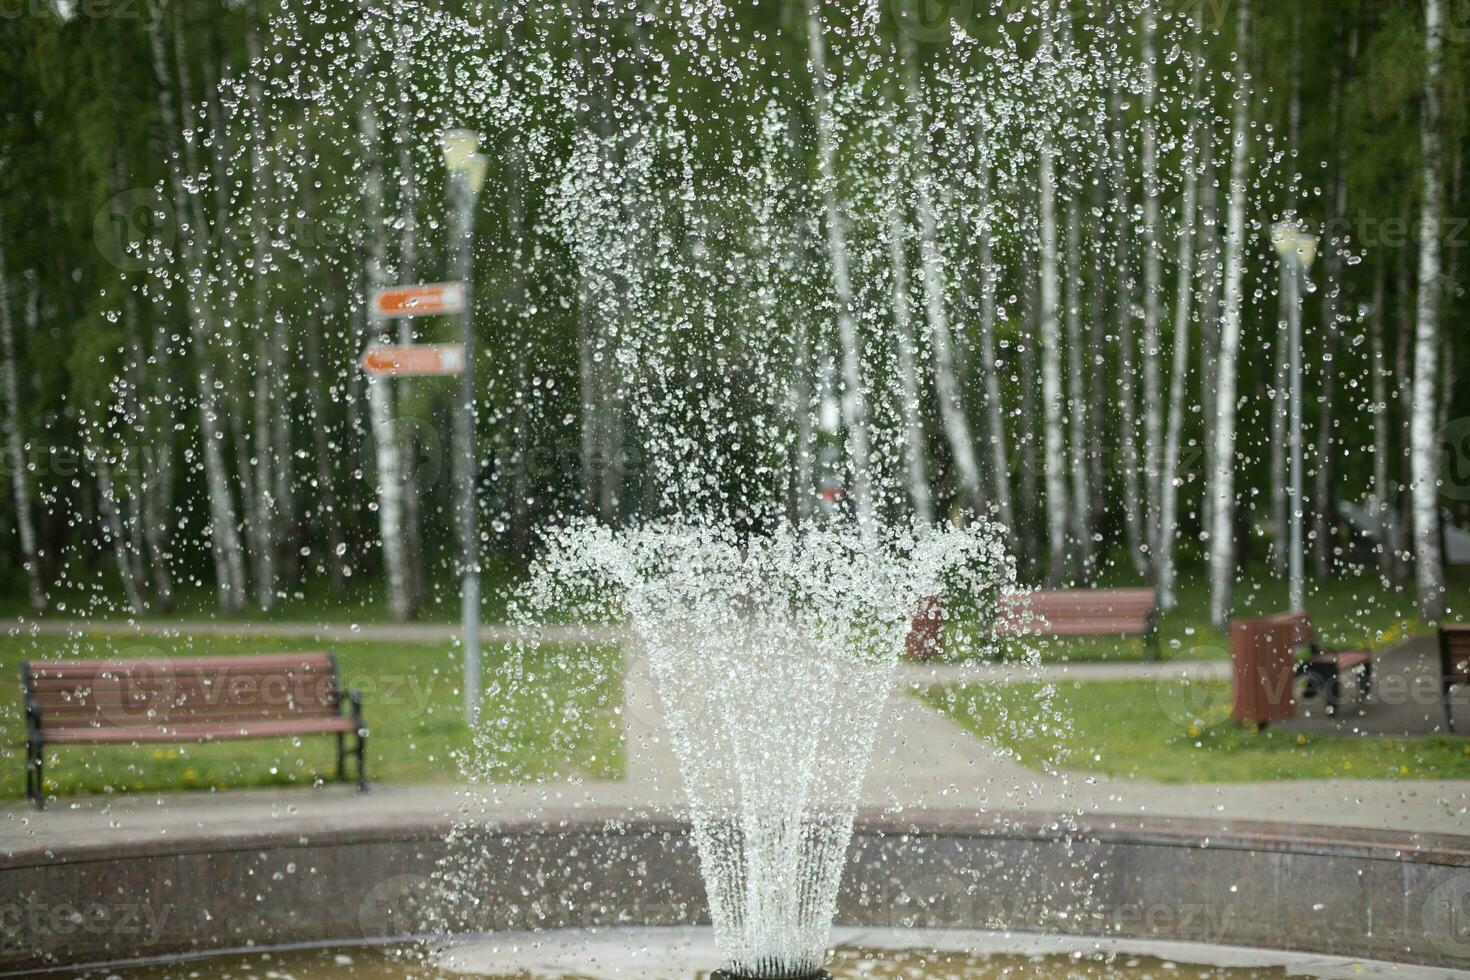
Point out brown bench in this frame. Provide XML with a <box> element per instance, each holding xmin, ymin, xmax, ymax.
<box><xmin>1441</xmin><ymin>625</ymin><xmax>1470</xmax><ymax>734</ymax></box>
<box><xmin>20</xmin><ymin>652</ymin><xmax>367</xmax><ymax>809</ymax></box>
<box><xmin>1272</xmin><ymin>612</ymin><xmax>1373</xmax><ymax>715</ymax></box>
<box><xmin>991</xmin><ymin>588</ymin><xmax>1160</xmax><ymax>661</ymax></box>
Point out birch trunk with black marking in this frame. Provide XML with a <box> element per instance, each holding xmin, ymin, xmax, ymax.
<box><xmin>148</xmin><ymin>15</ymin><xmax>247</xmax><ymax>611</ymax></box>
<box><xmin>1411</xmin><ymin>0</ymin><xmax>1447</xmax><ymax>622</ymax></box>
<box><xmin>885</xmin><ymin>202</ymin><xmax>934</xmax><ymax>523</ymax></box>
<box><xmin>1065</xmin><ymin>190</ymin><xmax>1092</xmax><ymax>577</ymax></box>
<box><xmin>1157</xmin><ymin>114</ymin><xmax>1201</xmax><ymax>611</ymax></box>
<box><xmin>0</xmin><ymin>247</ymin><xmax>45</xmax><ymax>612</ymax></box>
<box><xmin>975</xmin><ymin>115</ymin><xmax>1015</xmax><ymax>539</ymax></box>
<box><xmin>357</xmin><ymin>1</ymin><xmax>411</xmax><ymax>621</ymax></box>
<box><xmin>902</xmin><ymin>52</ymin><xmax>983</xmax><ymax>516</ymax></box>
<box><xmin>1110</xmin><ymin>87</ymin><xmax>1146</xmax><ymax>576</ymax></box>
<box><xmin>808</xmin><ymin>0</ymin><xmax>874</xmax><ymax>532</ymax></box>
<box><xmin>1207</xmin><ymin>0</ymin><xmax>1252</xmax><ymax>630</ymax></box>
<box><xmin>1038</xmin><ymin>92</ymin><xmax>1070</xmax><ymax>583</ymax></box>
<box><xmin>1139</xmin><ymin>0</ymin><xmax>1163</xmax><ymax>569</ymax></box>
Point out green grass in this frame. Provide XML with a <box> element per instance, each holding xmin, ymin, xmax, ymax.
<box><xmin>949</xmin><ymin>564</ymin><xmax>1470</xmax><ymax>665</ymax></box>
<box><xmin>921</xmin><ymin>679</ymin><xmax>1470</xmax><ymax>783</ymax></box>
<box><xmin>2</xmin><ymin>632</ymin><xmax>623</xmax><ymax>802</ymax></box>
<box><xmin>0</xmin><ymin>556</ymin><xmax>529</xmax><ymax>625</ymax></box>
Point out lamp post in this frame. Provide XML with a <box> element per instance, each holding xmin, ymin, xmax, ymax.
<box><xmin>1271</xmin><ymin>221</ymin><xmax>1318</xmax><ymax>614</ymax></box>
<box><xmin>444</xmin><ymin>129</ymin><xmax>488</xmax><ymax>727</ymax></box>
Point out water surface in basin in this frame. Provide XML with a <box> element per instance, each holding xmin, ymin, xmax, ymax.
<box><xmin>79</xmin><ymin>934</ymin><xmax>1295</xmax><ymax>980</ymax></box>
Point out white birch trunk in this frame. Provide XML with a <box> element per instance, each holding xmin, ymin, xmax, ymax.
<box><xmin>1196</xmin><ymin>121</ymin><xmax>1223</xmax><ymax>548</ymax></box>
<box><xmin>975</xmin><ymin>116</ymin><xmax>1015</xmax><ymax>538</ymax></box>
<box><xmin>807</xmin><ymin>0</ymin><xmax>874</xmax><ymax>533</ymax></box>
<box><xmin>1065</xmin><ymin>191</ymin><xmax>1092</xmax><ymax>576</ymax></box>
<box><xmin>356</xmin><ymin>2</ymin><xmax>411</xmax><ymax>621</ymax></box>
<box><xmin>94</xmin><ymin>455</ymin><xmax>147</xmax><ymax>615</ymax></box>
<box><xmin>1207</xmin><ymin>0</ymin><xmax>1252</xmax><ymax>629</ymax></box>
<box><xmin>148</xmin><ymin>17</ymin><xmax>247</xmax><ymax>611</ymax></box>
<box><xmin>1157</xmin><ymin>116</ymin><xmax>1201</xmax><ymax>611</ymax></box>
<box><xmin>886</xmin><ymin>203</ymin><xmax>935</xmax><ymax>523</ymax></box>
<box><xmin>0</xmin><ymin>250</ymin><xmax>45</xmax><ymax>612</ymax></box>
<box><xmin>897</xmin><ymin>45</ymin><xmax>984</xmax><ymax>517</ymax></box>
<box><xmin>1110</xmin><ymin>88</ymin><xmax>1146</xmax><ymax>576</ymax></box>
<box><xmin>1411</xmin><ymin>0</ymin><xmax>1447</xmax><ymax>622</ymax></box>
<box><xmin>1038</xmin><ymin>128</ymin><xmax>1070</xmax><ymax>582</ymax></box>
<box><xmin>1139</xmin><ymin>0</ymin><xmax>1164</xmax><ymax>568</ymax></box>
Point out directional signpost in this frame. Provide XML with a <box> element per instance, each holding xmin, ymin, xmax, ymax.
<box><xmin>361</xmin><ymin>276</ymin><xmax>479</xmax><ymax>724</ymax></box>
<box><xmin>360</xmin><ymin>343</ymin><xmax>465</xmax><ymax>377</ymax></box>
<box><xmin>371</xmin><ymin>281</ymin><xmax>466</xmax><ymax>319</ymax></box>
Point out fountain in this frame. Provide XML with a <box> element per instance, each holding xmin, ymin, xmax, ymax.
<box><xmin>8</xmin><ymin>0</ymin><xmax>1469</xmax><ymax>978</ymax></box>
<box><xmin>515</xmin><ymin>519</ymin><xmax>1013</xmax><ymax>978</ymax></box>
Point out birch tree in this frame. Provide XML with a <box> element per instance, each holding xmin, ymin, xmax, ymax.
<box><xmin>1037</xmin><ymin>14</ymin><xmax>1070</xmax><ymax>583</ymax></box>
<box><xmin>1110</xmin><ymin>87</ymin><xmax>1146</xmax><ymax>575</ymax></box>
<box><xmin>901</xmin><ymin>44</ymin><xmax>984</xmax><ymax>516</ymax></box>
<box><xmin>1157</xmin><ymin>103</ymin><xmax>1202</xmax><ymax>610</ymax></box>
<box><xmin>1207</xmin><ymin>0</ymin><xmax>1252</xmax><ymax>629</ymax></box>
<box><xmin>974</xmin><ymin>113</ymin><xmax>1015</xmax><ymax>539</ymax></box>
<box><xmin>885</xmin><ymin>201</ymin><xmax>934</xmax><ymax>523</ymax></box>
<box><xmin>148</xmin><ymin>16</ymin><xmax>247</xmax><ymax>611</ymax></box>
<box><xmin>356</xmin><ymin>2</ymin><xmax>412</xmax><ymax>621</ymax></box>
<box><xmin>807</xmin><ymin>0</ymin><xmax>874</xmax><ymax>532</ymax></box>
<box><xmin>0</xmin><ymin>242</ymin><xmax>45</xmax><ymax>612</ymax></box>
<box><xmin>1139</xmin><ymin>0</ymin><xmax>1164</xmax><ymax>569</ymax></box>
<box><xmin>1410</xmin><ymin>0</ymin><xmax>1447</xmax><ymax>622</ymax></box>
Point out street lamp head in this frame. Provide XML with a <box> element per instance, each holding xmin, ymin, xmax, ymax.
<box><xmin>442</xmin><ymin>128</ymin><xmax>489</xmax><ymax>195</ymax></box>
<box><xmin>442</xmin><ymin>128</ymin><xmax>481</xmax><ymax>174</ymax></box>
<box><xmin>1271</xmin><ymin>221</ymin><xmax>1319</xmax><ymax>268</ymax></box>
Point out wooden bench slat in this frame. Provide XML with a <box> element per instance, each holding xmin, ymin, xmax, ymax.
<box><xmin>36</xmin><ymin>702</ymin><xmax>343</xmax><ymax>724</ymax></box>
<box><xmin>26</xmin><ymin>654</ymin><xmax>334</xmax><ymax>677</ymax></box>
<box><xmin>42</xmin><ymin>716</ymin><xmax>358</xmax><ymax>744</ymax></box>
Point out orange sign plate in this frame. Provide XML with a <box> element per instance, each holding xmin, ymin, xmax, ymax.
<box><xmin>372</xmin><ymin>282</ymin><xmax>465</xmax><ymax>318</ymax></box>
<box><xmin>360</xmin><ymin>344</ymin><xmax>465</xmax><ymax>377</ymax></box>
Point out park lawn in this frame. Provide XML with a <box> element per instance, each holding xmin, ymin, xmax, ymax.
<box><xmin>953</xmin><ymin>564</ymin><xmax>1468</xmax><ymax>665</ymax></box>
<box><xmin>920</xmin><ymin>679</ymin><xmax>1470</xmax><ymax>783</ymax></box>
<box><xmin>0</xmin><ymin>557</ymin><xmax>527</xmax><ymax>625</ymax></box>
<box><xmin>0</xmin><ymin>632</ymin><xmax>623</xmax><ymax>802</ymax></box>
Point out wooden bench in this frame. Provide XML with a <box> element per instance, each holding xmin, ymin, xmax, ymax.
<box><xmin>20</xmin><ymin>652</ymin><xmax>367</xmax><ymax>810</ymax></box>
<box><xmin>991</xmin><ymin>588</ymin><xmax>1160</xmax><ymax>661</ymax></box>
<box><xmin>1271</xmin><ymin>612</ymin><xmax>1373</xmax><ymax>715</ymax></box>
<box><xmin>1440</xmin><ymin>625</ymin><xmax>1470</xmax><ymax>734</ymax></box>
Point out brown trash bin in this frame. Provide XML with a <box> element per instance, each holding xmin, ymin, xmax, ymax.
<box><xmin>1230</xmin><ymin>616</ymin><xmax>1297</xmax><ymax>725</ymax></box>
<box><xmin>906</xmin><ymin>596</ymin><xmax>943</xmax><ymax>661</ymax></box>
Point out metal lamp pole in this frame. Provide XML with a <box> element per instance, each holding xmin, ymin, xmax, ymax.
<box><xmin>1271</xmin><ymin>222</ymin><xmax>1318</xmax><ymax>614</ymax></box>
<box><xmin>444</xmin><ymin>130</ymin><xmax>488</xmax><ymax>727</ymax></box>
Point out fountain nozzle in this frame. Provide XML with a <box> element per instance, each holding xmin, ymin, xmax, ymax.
<box><xmin>710</xmin><ymin>972</ymin><xmax>832</xmax><ymax>980</ymax></box>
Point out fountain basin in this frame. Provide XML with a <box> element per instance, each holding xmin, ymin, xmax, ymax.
<box><xmin>4</xmin><ymin>807</ymin><xmax>1467</xmax><ymax>974</ymax></box>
